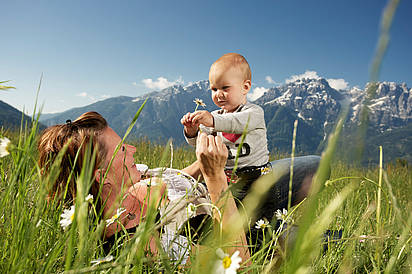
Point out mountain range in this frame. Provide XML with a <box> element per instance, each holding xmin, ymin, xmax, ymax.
<box><xmin>2</xmin><ymin>77</ymin><xmax>411</xmax><ymax>165</ymax></box>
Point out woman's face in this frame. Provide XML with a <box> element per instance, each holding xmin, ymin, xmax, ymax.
<box><xmin>99</xmin><ymin>127</ymin><xmax>142</xmax><ymax>188</ymax></box>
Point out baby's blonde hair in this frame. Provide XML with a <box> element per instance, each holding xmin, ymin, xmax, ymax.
<box><xmin>211</xmin><ymin>53</ymin><xmax>251</xmax><ymax>82</ymax></box>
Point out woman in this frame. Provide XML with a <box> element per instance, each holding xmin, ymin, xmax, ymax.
<box><xmin>38</xmin><ymin>111</ymin><xmax>250</xmax><ymax>263</ymax></box>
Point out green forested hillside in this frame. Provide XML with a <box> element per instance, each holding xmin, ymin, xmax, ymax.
<box><xmin>0</xmin><ymin>100</ymin><xmax>45</xmax><ymax>130</ymax></box>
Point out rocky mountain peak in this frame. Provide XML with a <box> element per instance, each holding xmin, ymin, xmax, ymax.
<box><xmin>183</xmin><ymin>80</ymin><xmax>209</xmax><ymax>92</ymax></box>
<box><xmin>349</xmin><ymin>81</ymin><xmax>412</xmax><ymax>131</ymax></box>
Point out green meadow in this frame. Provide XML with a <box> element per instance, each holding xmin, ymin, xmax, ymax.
<box><xmin>0</xmin><ymin>118</ymin><xmax>410</xmax><ymax>273</ymax></box>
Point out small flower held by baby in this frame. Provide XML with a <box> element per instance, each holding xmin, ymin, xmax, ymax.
<box><xmin>193</xmin><ymin>98</ymin><xmax>206</xmax><ymax>111</ymax></box>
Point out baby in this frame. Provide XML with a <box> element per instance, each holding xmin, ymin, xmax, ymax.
<box><xmin>181</xmin><ymin>53</ymin><xmax>270</xmax><ymax>197</ymax></box>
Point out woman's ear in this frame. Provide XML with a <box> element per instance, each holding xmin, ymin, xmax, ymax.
<box><xmin>242</xmin><ymin>79</ymin><xmax>252</xmax><ymax>94</ymax></box>
<box><xmin>94</xmin><ymin>168</ymin><xmax>105</xmax><ymax>184</ymax></box>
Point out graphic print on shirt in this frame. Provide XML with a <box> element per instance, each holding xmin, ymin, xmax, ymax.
<box><xmin>227</xmin><ymin>143</ymin><xmax>250</xmax><ymax>160</ymax></box>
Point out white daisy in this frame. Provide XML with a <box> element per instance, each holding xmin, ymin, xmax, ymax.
<box><xmin>215</xmin><ymin>248</ymin><xmax>242</xmax><ymax>274</ymax></box>
<box><xmin>0</xmin><ymin>137</ymin><xmax>11</xmax><ymax>158</ymax></box>
<box><xmin>91</xmin><ymin>255</ymin><xmax>114</xmax><ymax>266</ymax></box>
<box><xmin>85</xmin><ymin>194</ymin><xmax>93</xmax><ymax>203</ymax></box>
<box><xmin>187</xmin><ymin>203</ymin><xmax>196</xmax><ymax>218</ymax></box>
<box><xmin>275</xmin><ymin>208</ymin><xmax>293</xmax><ymax>223</ymax></box>
<box><xmin>194</xmin><ymin>98</ymin><xmax>206</xmax><ymax>112</ymax></box>
<box><xmin>60</xmin><ymin>205</ymin><xmax>75</xmax><ymax>230</ymax></box>
<box><xmin>193</xmin><ymin>98</ymin><xmax>206</xmax><ymax>107</ymax></box>
<box><xmin>106</xmin><ymin>208</ymin><xmax>126</xmax><ymax>227</ymax></box>
<box><xmin>255</xmin><ymin>219</ymin><xmax>270</xmax><ymax>230</ymax></box>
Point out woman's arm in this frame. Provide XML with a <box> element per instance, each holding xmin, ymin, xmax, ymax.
<box><xmin>195</xmin><ymin>133</ymin><xmax>250</xmax><ymax>262</ymax></box>
<box><xmin>181</xmin><ymin>160</ymin><xmax>203</xmax><ymax>181</ymax></box>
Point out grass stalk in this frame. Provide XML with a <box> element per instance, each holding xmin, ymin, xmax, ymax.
<box><xmin>375</xmin><ymin>146</ymin><xmax>383</xmax><ymax>269</ymax></box>
<box><xmin>285</xmin><ymin>119</ymin><xmax>298</xmax><ymax>261</ymax></box>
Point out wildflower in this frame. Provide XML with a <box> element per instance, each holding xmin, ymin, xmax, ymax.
<box><xmin>215</xmin><ymin>248</ymin><xmax>242</xmax><ymax>274</ymax></box>
<box><xmin>260</xmin><ymin>166</ymin><xmax>271</xmax><ymax>175</ymax></box>
<box><xmin>193</xmin><ymin>98</ymin><xmax>206</xmax><ymax>111</ymax></box>
<box><xmin>60</xmin><ymin>205</ymin><xmax>75</xmax><ymax>230</ymax></box>
<box><xmin>275</xmin><ymin>208</ymin><xmax>293</xmax><ymax>223</ymax></box>
<box><xmin>91</xmin><ymin>255</ymin><xmax>114</xmax><ymax>266</ymax></box>
<box><xmin>0</xmin><ymin>137</ymin><xmax>11</xmax><ymax>158</ymax></box>
<box><xmin>187</xmin><ymin>203</ymin><xmax>196</xmax><ymax>218</ymax></box>
<box><xmin>359</xmin><ymin>235</ymin><xmax>367</xmax><ymax>243</ymax></box>
<box><xmin>255</xmin><ymin>219</ymin><xmax>270</xmax><ymax>230</ymax></box>
<box><xmin>85</xmin><ymin>194</ymin><xmax>93</xmax><ymax>203</ymax></box>
<box><xmin>106</xmin><ymin>208</ymin><xmax>126</xmax><ymax>227</ymax></box>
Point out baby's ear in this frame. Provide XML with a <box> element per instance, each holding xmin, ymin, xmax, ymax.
<box><xmin>242</xmin><ymin>79</ymin><xmax>252</xmax><ymax>94</ymax></box>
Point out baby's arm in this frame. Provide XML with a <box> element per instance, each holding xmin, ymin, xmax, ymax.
<box><xmin>213</xmin><ymin>105</ymin><xmax>265</xmax><ymax>133</ymax></box>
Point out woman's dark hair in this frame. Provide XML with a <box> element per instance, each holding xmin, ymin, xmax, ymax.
<box><xmin>38</xmin><ymin>111</ymin><xmax>108</xmax><ymax>206</ymax></box>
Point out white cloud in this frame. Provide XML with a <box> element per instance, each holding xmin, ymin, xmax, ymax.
<box><xmin>142</xmin><ymin>76</ymin><xmax>184</xmax><ymax>90</ymax></box>
<box><xmin>265</xmin><ymin>76</ymin><xmax>276</xmax><ymax>84</ymax></box>
<box><xmin>77</xmin><ymin>92</ymin><xmax>95</xmax><ymax>101</ymax></box>
<box><xmin>132</xmin><ymin>82</ymin><xmax>138</xmax><ymax>86</ymax></box>
<box><xmin>248</xmin><ymin>87</ymin><xmax>268</xmax><ymax>101</ymax></box>
<box><xmin>285</xmin><ymin>70</ymin><xmax>321</xmax><ymax>83</ymax></box>
<box><xmin>285</xmin><ymin>70</ymin><xmax>350</xmax><ymax>90</ymax></box>
<box><xmin>76</xmin><ymin>92</ymin><xmax>110</xmax><ymax>102</ymax></box>
<box><xmin>77</xmin><ymin>92</ymin><xmax>88</xmax><ymax>97</ymax></box>
<box><xmin>326</xmin><ymin>78</ymin><xmax>348</xmax><ymax>90</ymax></box>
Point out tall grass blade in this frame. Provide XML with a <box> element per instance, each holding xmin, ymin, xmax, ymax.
<box><xmin>355</xmin><ymin>0</ymin><xmax>400</xmax><ymax>163</ymax></box>
<box><xmin>286</xmin><ymin>108</ymin><xmax>347</xmax><ymax>273</ymax></box>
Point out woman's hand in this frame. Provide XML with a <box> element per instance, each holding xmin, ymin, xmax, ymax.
<box><xmin>196</xmin><ymin>133</ymin><xmax>251</xmax><ymax>262</ymax></box>
<box><xmin>196</xmin><ymin>133</ymin><xmax>228</xmax><ymax>178</ymax></box>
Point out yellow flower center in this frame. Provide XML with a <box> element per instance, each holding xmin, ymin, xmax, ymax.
<box><xmin>70</xmin><ymin>214</ymin><xmax>74</xmax><ymax>221</ymax></box>
<box><xmin>222</xmin><ymin>256</ymin><xmax>231</xmax><ymax>269</ymax></box>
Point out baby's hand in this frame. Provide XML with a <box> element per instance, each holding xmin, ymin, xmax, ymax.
<box><xmin>191</xmin><ymin>111</ymin><xmax>214</xmax><ymax>128</ymax></box>
<box><xmin>181</xmin><ymin>112</ymin><xmax>199</xmax><ymax>138</ymax></box>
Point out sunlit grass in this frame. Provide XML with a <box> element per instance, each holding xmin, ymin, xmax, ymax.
<box><xmin>0</xmin><ymin>119</ymin><xmax>411</xmax><ymax>272</ymax></box>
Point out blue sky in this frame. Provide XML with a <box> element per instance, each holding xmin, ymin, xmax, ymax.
<box><xmin>1</xmin><ymin>0</ymin><xmax>411</xmax><ymax>113</ymax></box>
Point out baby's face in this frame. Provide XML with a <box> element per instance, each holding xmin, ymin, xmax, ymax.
<box><xmin>209</xmin><ymin>64</ymin><xmax>250</xmax><ymax>113</ymax></box>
